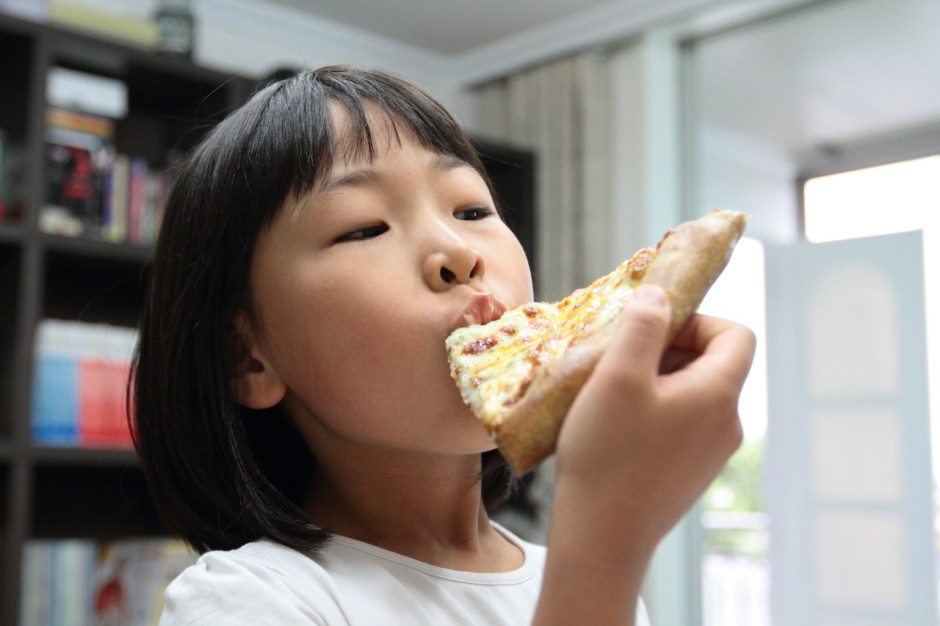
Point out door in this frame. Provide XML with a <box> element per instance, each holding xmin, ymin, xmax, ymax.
<box><xmin>765</xmin><ymin>231</ymin><xmax>935</xmax><ymax>625</ymax></box>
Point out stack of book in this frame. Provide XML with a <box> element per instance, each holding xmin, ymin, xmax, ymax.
<box><xmin>20</xmin><ymin>537</ymin><xmax>198</xmax><ymax>625</ymax></box>
<box><xmin>30</xmin><ymin>319</ymin><xmax>138</xmax><ymax>448</ymax></box>
<box><xmin>41</xmin><ymin>67</ymin><xmax>170</xmax><ymax>244</ymax></box>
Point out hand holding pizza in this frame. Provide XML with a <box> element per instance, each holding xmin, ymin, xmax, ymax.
<box><xmin>447</xmin><ymin>210</ymin><xmax>749</xmax><ymax>474</ymax></box>
<box><xmin>534</xmin><ymin>286</ymin><xmax>756</xmax><ymax>624</ymax></box>
<box><xmin>556</xmin><ymin>284</ymin><xmax>754</xmax><ymax>542</ymax></box>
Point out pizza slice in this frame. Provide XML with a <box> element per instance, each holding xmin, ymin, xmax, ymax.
<box><xmin>446</xmin><ymin>209</ymin><xmax>748</xmax><ymax>475</ymax></box>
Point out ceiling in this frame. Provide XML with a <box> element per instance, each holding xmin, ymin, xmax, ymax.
<box><xmin>695</xmin><ymin>0</ymin><xmax>940</xmax><ymax>159</ymax></box>
<box><xmin>259</xmin><ymin>0</ymin><xmax>940</xmax><ymax>160</ymax></box>
<box><xmin>265</xmin><ymin>0</ymin><xmax>628</xmax><ymax>56</ymax></box>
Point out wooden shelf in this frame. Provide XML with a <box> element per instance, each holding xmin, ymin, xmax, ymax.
<box><xmin>0</xmin><ymin>439</ymin><xmax>13</xmax><ymax>461</ymax></box>
<box><xmin>0</xmin><ymin>223</ymin><xmax>24</xmax><ymax>244</ymax></box>
<box><xmin>39</xmin><ymin>233</ymin><xmax>153</xmax><ymax>264</ymax></box>
<box><xmin>28</xmin><ymin>444</ymin><xmax>139</xmax><ymax>467</ymax></box>
<box><xmin>0</xmin><ymin>13</ymin><xmax>248</xmax><ymax>624</ymax></box>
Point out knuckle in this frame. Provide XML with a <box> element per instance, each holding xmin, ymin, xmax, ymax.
<box><xmin>622</xmin><ymin>305</ymin><xmax>669</xmax><ymax>337</ymax></box>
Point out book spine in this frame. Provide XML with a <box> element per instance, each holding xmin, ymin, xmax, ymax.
<box><xmin>31</xmin><ymin>320</ymin><xmax>79</xmax><ymax>445</ymax></box>
<box><xmin>20</xmin><ymin>538</ymin><xmax>198</xmax><ymax>624</ymax></box>
<box><xmin>127</xmin><ymin>158</ymin><xmax>147</xmax><ymax>244</ymax></box>
<box><xmin>106</xmin><ymin>154</ymin><xmax>129</xmax><ymax>243</ymax></box>
<box><xmin>32</xmin><ymin>320</ymin><xmax>138</xmax><ymax>449</ymax></box>
<box><xmin>40</xmin><ymin>72</ymin><xmax>169</xmax><ymax>244</ymax></box>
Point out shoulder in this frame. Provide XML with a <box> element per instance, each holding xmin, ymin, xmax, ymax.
<box><xmin>160</xmin><ymin>540</ymin><xmax>345</xmax><ymax>625</ymax></box>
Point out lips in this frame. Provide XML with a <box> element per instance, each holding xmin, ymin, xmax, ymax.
<box><xmin>448</xmin><ymin>293</ymin><xmax>507</xmax><ymax>334</ymax></box>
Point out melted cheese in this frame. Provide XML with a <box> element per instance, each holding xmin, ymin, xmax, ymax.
<box><xmin>446</xmin><ymin>248</ymin><xmax>653</xmax><ymax>430</ymax></box>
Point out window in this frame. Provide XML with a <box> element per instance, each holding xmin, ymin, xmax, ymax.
<box><xmin>699</xmin><ymin>237</ymin><xmax>769</xmax><ymax>626</ymax></box>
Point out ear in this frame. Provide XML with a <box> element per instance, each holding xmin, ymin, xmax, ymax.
<box><xmin>232</xmin><ymin>312</ymin><xmax>287</xmax><ymax>409</ymax></box>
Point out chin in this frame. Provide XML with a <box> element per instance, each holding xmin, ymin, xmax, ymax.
<box><xmin>462</xmin><ymin>422</ymin><xmax>499</xmax><ymax>454</ymax></box>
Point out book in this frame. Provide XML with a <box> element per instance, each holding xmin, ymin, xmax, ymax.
<box><xmin>42</xmin><ymin>108</ymin><xmax>115</xmax><ymax>238</ymax></box>
<box><xmin>41</xmin><ymin>70</ymin><xmax>170</xmax><ymax>245</ymax></box>
<box><xmin>20</xmin><ymin>537</ymin><xmax>197</xmax><ymax>625</ymax></box>
<box><xmin>46</xmin><ymin>67</ymin><xmax>128</xmax><ymax>120</ymax></box>
<box><xmin>30</xmin><ymin>320</ymin><xmax>80</xmax><ymax>445</ymax></box>
<box><xmin>31</xmin><ymin>320</ymin><xmax>138</xmax><ymax>448</ymax></box>
<box><xmin>20</xmin><ymin>539</ymin><xmax>96</xmax><ymax>626</ymax></box>
<box><xmin>94</xmin><ymin>538</ymin><xmax>197</xmax><ymax>624</ymax></box>
<box><xmin>42</xmin><ymin>111</ymin><xmax>170</xmax><ymax>245</ymax></box>
<box><xmin>104</xmin><ymin>154</ymin><xmax>129</xmax><ymax>243</ymax></box>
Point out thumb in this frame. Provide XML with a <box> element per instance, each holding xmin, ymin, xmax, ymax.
<box><xmin>603</xmin><ymin>284</ymin><xmax>672</xmax><ymax>380</ymax></box>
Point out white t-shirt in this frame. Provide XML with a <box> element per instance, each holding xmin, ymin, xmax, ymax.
<box><xmin>160</xmin><ymin>524</ymin><xmax>651</xmax><ymax>625</ymax></box>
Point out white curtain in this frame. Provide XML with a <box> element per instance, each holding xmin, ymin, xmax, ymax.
<box><xmin>473</xmin><ymin>52</ymin><xmax>616</xmax><ymax>544</ymax></box>
<box><xmin>474</xmin><ymin>52</ymin><xmax>614</xmax><ymax>301</ymax></box>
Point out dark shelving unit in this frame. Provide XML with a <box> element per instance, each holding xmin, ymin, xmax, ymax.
<box><xmin>0</xmin><ymin>14</ymin><xmax>251</xmax><ymax>623</ymax></box>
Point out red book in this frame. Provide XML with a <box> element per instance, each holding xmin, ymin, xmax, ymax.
<box><xmin>78</xmin><ymin>357</ymin><xmax>133</xmax><ymax>448</ymax></box>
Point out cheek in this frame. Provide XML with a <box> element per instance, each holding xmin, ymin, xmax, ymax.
<box><xmin>276</xmin><ymin>320</ymin><xmax>473</xmax><ymax>451</ymax></box>
<box><xmin>258</xmin><ymin>279</ymin><xmax>449</xmax><ymax>419</ymax></box>
<box><xmin>489</xmin><ymin>235</ymin><xmax>534</xmax><ymax>303</ymax></box>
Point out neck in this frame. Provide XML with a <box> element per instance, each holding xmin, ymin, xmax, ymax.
<box><xmin>304</xmin><ymin>447</ymin><xmax>520</xmax><ymax>572</ymax></box>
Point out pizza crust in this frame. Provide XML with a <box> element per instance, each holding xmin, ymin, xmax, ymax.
<box><xmin>492</xmin><ymin>211</ymin><xmax>746</xmax><ymax>473</ymax></box>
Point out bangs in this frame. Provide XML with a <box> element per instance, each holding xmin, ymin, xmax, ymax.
<box><xmin>259</xmin><ymin>66</ymin><xmax>488</xmax><ymax>214</ymax></box>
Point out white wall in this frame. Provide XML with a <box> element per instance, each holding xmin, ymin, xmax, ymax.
<box><xmin>695</xmin><ymin>125</ymin><xmax>800</xmax><ymax>245</ymax></box>
<box><xmin>31</xmin><ymin>0</ymin><xmax>470</xmax><ymax>121</ymax></box>
<box><xmin>195</xmin><ymin>0</ymin><xmax>470</xmax><ymax>114</ymax></box>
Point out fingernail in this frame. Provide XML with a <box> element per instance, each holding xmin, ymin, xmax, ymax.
<box><xmin>632</xmin><ymin>284</ymin><xmax>668</xmax><ymax>307</ymax></box>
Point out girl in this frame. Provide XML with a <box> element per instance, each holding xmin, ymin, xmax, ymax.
<box><xmin>133</xmin><ymin>66</ymin><xmax>755</xmax><ymax>624</ymax></box>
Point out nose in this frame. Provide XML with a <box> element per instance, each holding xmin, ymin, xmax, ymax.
<box><xmin>424</xmin><ymin>233</ymin><xmax>485</xmax><ymax>291</ymax></box>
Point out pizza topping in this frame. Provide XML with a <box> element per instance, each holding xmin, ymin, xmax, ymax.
<box><xmin>628</xmin><ymin>247</ymin><xmax>655</xmax><ymax>278</ymax></box>
<box><xmin>463</xmin><ymin>335</ymin><xmax>499</xmax><ymax>355</ymax></box>
<box><xmin>445</xmin><ymin>256</ymin><xmax>647</xmax><ymax>427</ymax></box>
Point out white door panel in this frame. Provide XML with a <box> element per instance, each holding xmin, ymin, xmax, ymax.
<box><xmin>766</xmin><ymin>231</ymin><xmax>935</xmax><ymax>625</ymax></box>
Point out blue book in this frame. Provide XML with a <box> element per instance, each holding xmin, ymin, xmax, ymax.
<box><xmin>31</xmin><ymin>353</ymin><xmax>79</xmax><ymax>445</ymax></box>
<box><xmin>31</xmin><ymin>320</ymin><xmax>81</xmax><ymax>445</ymax></box>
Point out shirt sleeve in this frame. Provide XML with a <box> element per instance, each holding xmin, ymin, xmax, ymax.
<box><xmin>159</xmin><ymin>548</ymin><xmax>346</xmax><ymax>626</ymax></box>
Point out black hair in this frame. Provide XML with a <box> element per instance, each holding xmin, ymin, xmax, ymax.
<box><xmin>132</xmin><ymin>66</ymin><xmax>516</xmax><ymax>555</ymax></box>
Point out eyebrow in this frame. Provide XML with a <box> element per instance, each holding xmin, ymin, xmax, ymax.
<box><xmin>322</xmin><ymin>153</ymin><xmax>473</xmax><ymax>191</ymax></box>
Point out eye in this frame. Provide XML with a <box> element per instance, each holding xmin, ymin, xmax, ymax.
<box><xmin>454</xmin><ymin>206</ymin><xmax>494</xmax><ymax>221</ymax></box>
<box><xmin>335</xmin><ymin>223</ymin><xmax>389</xmax><ymax>243</ymax></box>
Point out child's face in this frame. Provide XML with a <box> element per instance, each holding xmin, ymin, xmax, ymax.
<box><xmin>243</xmin><ymin>107</ymin><xmax>534</xmax><ymax>459</ymax></box>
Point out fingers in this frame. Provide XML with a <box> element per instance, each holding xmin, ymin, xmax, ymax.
<box><xmin>668</xmin><ymin>314</ymin><xmax>756</xmax><ymax>391</ymax></box>
<box><xmin>598</xmin><ymin>284</ymin><xmax>672</xmax><ymax>383</ymax></box>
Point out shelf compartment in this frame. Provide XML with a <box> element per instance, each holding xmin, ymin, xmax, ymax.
<box><xmin>0</xmin><ymin>222</ymin><xmax>25</xmax><ymax>244</ymax></box>
<box><xmin>31</xmin><ymin>460</ymin><xmax>165</xmax><ymax>539</ymax></box>
<box><xmin>42</xmin><ymin>247</ymin><xmax>149</xmax><ymax>327</ymax></box>
<box><xmin>41</xmin><ymin>231</ymin><xmax>152</xmax><ymax>263</ymax></box>
<box><xmin>0</xmin><ymin>440</ymin><xmax>13</xmax><ymax>464</ymax></box>
<box><xmin>50</xmin><ymin>49</ymin><xmax>234</xmax><ymax>167</ymax></box>
<box><xmin>0</xmin><ymin>243</ymin><xmax>22</xmax><ymax>438</ymax></box>
<box><xmin>0</xmin><ymin>27</ymin><xmax>33</xmax><ymax>225</ymax></box>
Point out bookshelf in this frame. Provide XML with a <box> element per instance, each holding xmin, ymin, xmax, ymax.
<box><xmin>0</xmin><ymin>13</ymin><xmax>253</xmax><ymax>624</ymax></box>
<box><xmin>0</xmin><ymin>12</ymin><xmax>536</xmax><ymax>625</ymax></box>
